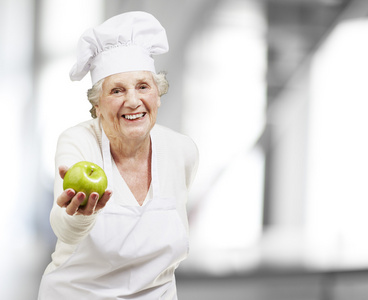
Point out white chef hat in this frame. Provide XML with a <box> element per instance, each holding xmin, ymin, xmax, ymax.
<box><xmin>69</xmin><ymin>11</ymin><xmax>169</xmax><ymax>85</ymax></box>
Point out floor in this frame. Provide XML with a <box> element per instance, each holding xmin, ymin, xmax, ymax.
<box><xmin>176</xmin><ymin>269</ymin><xmax>368</xmax><ymax>300</ymax></box>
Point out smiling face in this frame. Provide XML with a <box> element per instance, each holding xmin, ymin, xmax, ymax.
<box><xmin>95</xmin><ymin>71</ymin><xmax>161</xmax><ymax>144</ymax></box>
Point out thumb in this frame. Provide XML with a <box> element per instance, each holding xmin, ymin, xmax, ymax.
<box><xmin>58</xmin><ymin>165</ymin><xmax>69</xmax><ymax>179</ymax></box>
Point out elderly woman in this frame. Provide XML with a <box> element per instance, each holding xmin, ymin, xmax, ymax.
<box><xmin>38</xmin><ymin>12</ymin><xmax>198</xmax><ymax>300</ymax></box>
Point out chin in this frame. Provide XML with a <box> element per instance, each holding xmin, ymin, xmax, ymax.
<box><xmin>116</xmin><ymin>117</ymin><xmax>155</xmax><ymax>141</ymax></box>
<box><xmin>122</xmin><ymin>127</ymin><xmax>151</xmax><ymax>141</ymax></box>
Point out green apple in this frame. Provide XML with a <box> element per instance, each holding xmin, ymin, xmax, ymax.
<box><xmin>63</xmin><ymin>161</ymin><xmax>108</xmax><ymax>206</ymax></box>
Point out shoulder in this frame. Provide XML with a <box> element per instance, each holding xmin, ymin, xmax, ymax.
<box><xmin>152</xmin><ymin>124</ymin><xmax>198</xmax><ymax>158</ymax></box>
<box><xmin>60</xmin><ymin>118</ymin><xmax>100</xmax><ymax>138</ymax></box>
<box><xmin>152</xmin><ymin>124</ymin><xmax>199</xmax><ymax>188</ymax></box>
<box><xmin>58</xmin><ymin>119</ymin><xmax>101</xmax><ymax>146</ymax></box>
<box><xmin>56</xmin><ymin>119</ymin><xmax>103</xmax><ymax>166</ymax></box>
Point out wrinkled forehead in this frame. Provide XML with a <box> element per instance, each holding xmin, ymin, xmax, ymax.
<box><xmin>104</xmin><ymin>71</ymin><xmax>154</xmax><ymax>85</ymax></box>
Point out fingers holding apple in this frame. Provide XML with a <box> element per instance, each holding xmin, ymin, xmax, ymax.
<box><xmin>63</xmin><ymin>161</ymin><xmax>108</xmax><ymax>205</ymax></box>
<box><xmin>69</xmin><ymin>192</ymin><xmax>98</xmax><ymax>216</ymax></box>
<box><xmin>75</xmin><ymin>190</ymin><xmax>113</xmax><ymax>216</ymax></box>
<box><xmin>58</xmin><ymin>161</ymin><xmax>111</xmax><ymax>216</ymax></box>
<box><xmin>57</xmin><ymin>190</ymin><xmax>111</xmax><ymax>216</ymax></box>
<box><xmin>57</xmin><ymin>188</ymin><xmax>74</xmax><ymax>207</ymax></box>
<box><xmin>94</xmin><ymin>189</ymin><xmax>112</xmax><ymax>211</ymax></box>
<box><xmin>61</xmin><ymin>191</ymin><xmax>89</xmax><ymax>215</ymax></box>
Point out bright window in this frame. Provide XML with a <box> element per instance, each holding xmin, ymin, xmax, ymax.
<box><xmin>181</xmin><ymin>0</ymin><xmax>266</xmax><ymax>274</ymax></box>
<box><xmin>307</xmin><ymin>19</ymin><xmax>368</xmax><ymax>269</ymax></box>
<box><xmin>37</xmin><ymin>0</ymin><xmax>104</xmax><ymax>178</ymax></box>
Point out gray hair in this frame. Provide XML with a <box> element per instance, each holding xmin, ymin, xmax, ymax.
<box><xmin>87</xmin><ymin>71</ymin><xmax>169</xmax><ymax>118</ymax></box>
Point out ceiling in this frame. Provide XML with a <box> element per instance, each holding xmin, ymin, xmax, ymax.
<box><xmin>266</xmin><ymin>0</ymin><xmax>352</xmax><ymax>103</ymax></box>
<box><xmin>105</xmin><ymin>0</ymin><xmax>353</xmax><ymax>105</ymax></box>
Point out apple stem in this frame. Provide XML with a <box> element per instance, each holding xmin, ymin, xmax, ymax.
<box><xmin>89</xmin><ymin>169</ymin><xmax>94</xmax><ymax>176</ymax></box>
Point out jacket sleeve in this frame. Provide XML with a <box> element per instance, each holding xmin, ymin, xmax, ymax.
<box><xmin>50</xmin><ymin>125</ymin><xmax>101</xmax><ymax>245</ymax></box>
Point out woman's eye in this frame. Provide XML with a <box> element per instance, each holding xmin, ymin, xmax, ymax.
<box><xmin>111</xmin><ymin>88</ymin><xmax>122</xmax><ymax>94</ymax></box>
<box><xmin>139</xmin><ymin>84</ymin><xmax>150</xmax><ymax>91</ymax></box>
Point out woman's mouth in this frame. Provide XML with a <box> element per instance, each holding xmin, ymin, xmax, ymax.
<box><xmin>122</xmin><ymin>113</ymin><xmax>146</xmax><ymax>120</ymax></box>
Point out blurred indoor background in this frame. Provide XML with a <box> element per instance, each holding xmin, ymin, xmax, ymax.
<box><xmin>2</xmin><ymin>0</ymin><xmax>368</xmax><ymax>299</ymax></box>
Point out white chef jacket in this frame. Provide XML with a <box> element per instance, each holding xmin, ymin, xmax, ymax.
<box><xmin>38</xmin><ymin>118</ymin><xmax>198</xmax><ymax>299</ymax></box>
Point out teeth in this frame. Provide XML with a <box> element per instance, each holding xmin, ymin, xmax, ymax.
<box><xmin>124</xmin><ymin>113</ymin><xmax>145</xmax><ymax>120</ymax></box>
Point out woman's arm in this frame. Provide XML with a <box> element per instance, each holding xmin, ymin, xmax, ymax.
<box><xmin>50</xmin><ymin>125</ymin><xmax>111</xmax><ymax>245</ymax></box>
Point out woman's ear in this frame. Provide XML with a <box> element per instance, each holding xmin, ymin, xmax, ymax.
<box><xmin>157</xmin><ymin>97</ymin><xmax>161</xmax><ymax>108</ymax></box>
<box><xmin>95</xmin><ymin>105</ymin><xmax>100</xmax><ymax>117</ymax></box>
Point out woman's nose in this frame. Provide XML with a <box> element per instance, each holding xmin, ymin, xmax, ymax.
<box><xmin>125</xmin><ymin>89</ymin><xmax>141</xmax><ymax>108</ymax></box>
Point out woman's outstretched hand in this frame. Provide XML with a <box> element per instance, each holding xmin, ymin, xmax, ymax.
<box><xmin>56</xmin><ymin>165</ymin><xmax>112</xmax><ymax>216</ymax></box>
